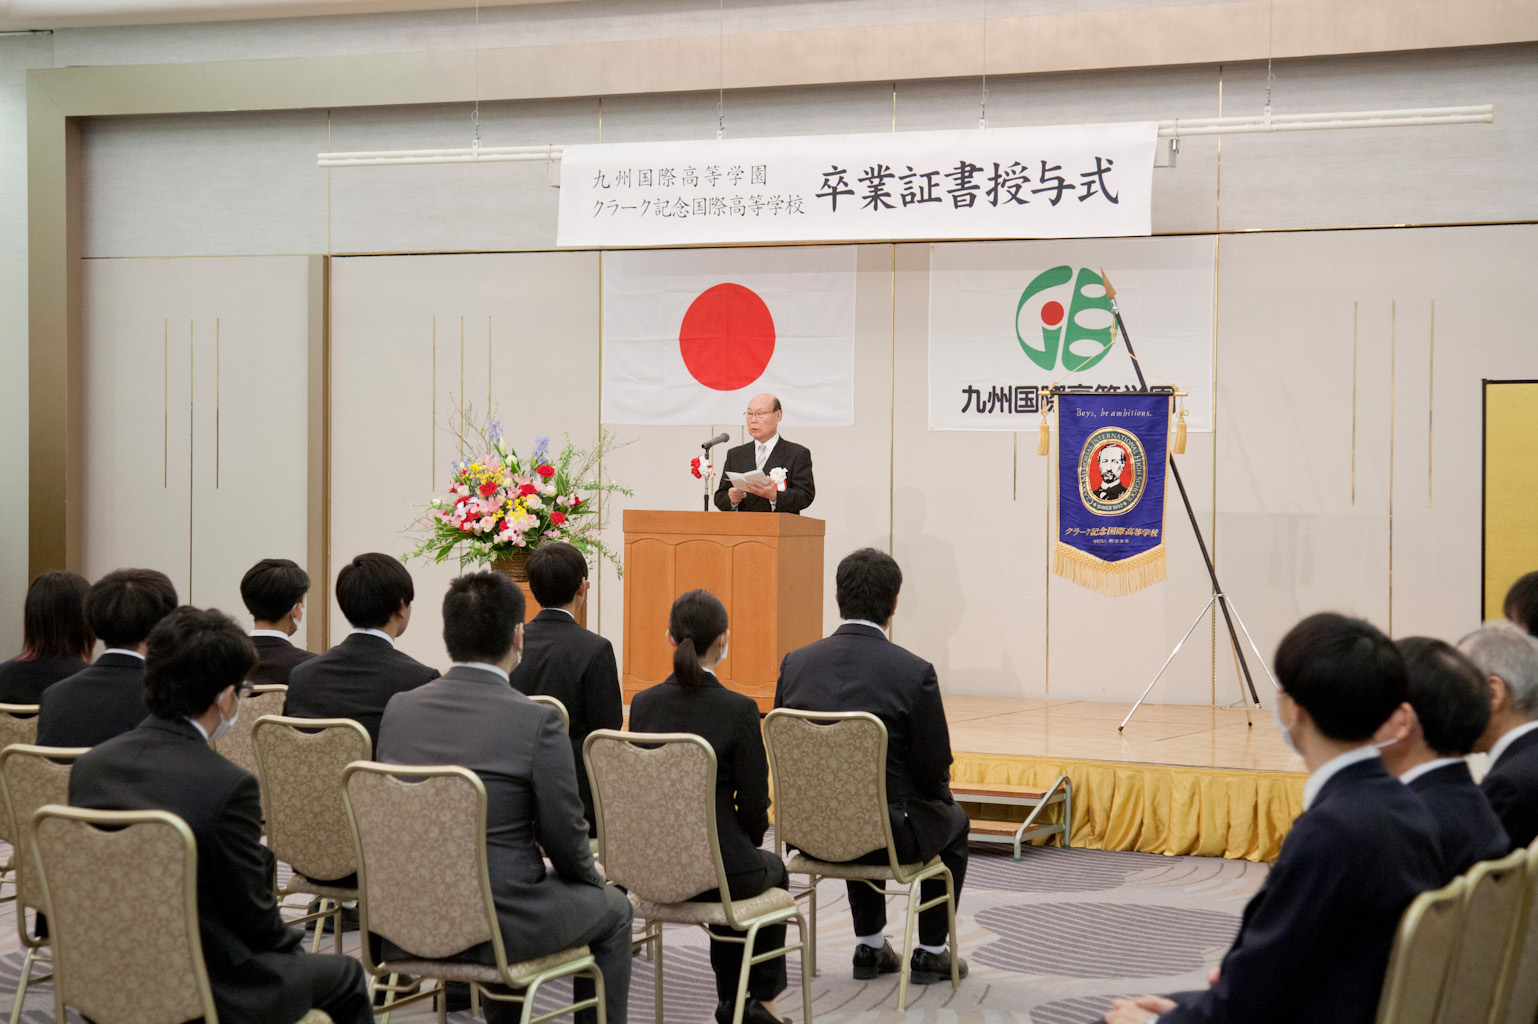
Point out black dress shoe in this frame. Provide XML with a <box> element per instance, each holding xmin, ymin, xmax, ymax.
<box><xmin>909</xmin><ymin>947</ymin><xmax>968</xmax><ymax>985</ymax></box>
<box><xmin>851</xmin><ymin>940</ymin><xmax>901</xmax><ymax>980</ymax></box>
<box><xmin>714</xmin><ymin>997</ymin><xmax>790</xmax><ymax>1024</ymax></box>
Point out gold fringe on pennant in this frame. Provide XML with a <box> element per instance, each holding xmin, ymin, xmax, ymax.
<box><xmin>1172</xmin><ymin>405</ymin><xmax>1188</xmax><ymax>455</ymax></box>
<box><xmin>1053</xmin><ymin>542</ymin><xmax>1167</xmax><ymax>596</ymax></box>
<box><xmin>1036</xmin><ymin>410</ymin><xmax>1051</xmax><ymax>456</ymax></box>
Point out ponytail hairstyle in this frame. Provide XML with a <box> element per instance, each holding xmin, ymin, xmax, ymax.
<box><xmin>669</xmin><ymin>589</ymin><xmax>728</xmax><ymax>692</ymax></box>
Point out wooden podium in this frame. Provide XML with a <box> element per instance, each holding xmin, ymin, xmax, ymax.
<box><xmin>622</xmin><ymin>510</ymin><xmax>825</xmax><ymax>712</ymax></box>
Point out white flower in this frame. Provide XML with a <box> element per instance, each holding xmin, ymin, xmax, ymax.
<box><xmin>769</xmin><ymin>467</ymin><xmax>787</xmax><ymax>483</ymax></box>
<box><xmin>525</xmin><ymin>495</ymin><xmax>544</xmax><ymax>510</ymax></box>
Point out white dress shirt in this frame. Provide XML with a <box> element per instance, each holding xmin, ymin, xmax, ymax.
<box><xmin>249</xmin><ymin>629</ymin><xmax>291</xmax><ymax>640</ymax></box>
<box><xmin>1489</xmin><ymin>719</ymin><xmax>1538</xmax><ymax>766</ymax></box>
<box><xmin>451</xmin><ymin>660</ymin><xmax>510</xmax><ymax>683</ymax></box>
<box><xmin>1302</xmin><ymin>744</ymin><xmax>1380</xmax><ymax>811</ymax></box>
<box><xmin>734</xmin><ymin>433</ymin><xmax>782</xmax><ymax>511</ymax></box>
<box><xmin>349</xmin><ymin>627</ymin><xmax>396</xmax><ymax>648</ymax></box>
<box><xmin>102</xmin><ymin>647</ymin><xmax>146</xmax><ymax>661</ymax></box>
<box><xmin>842</xmin><ymin>618</ymin><xmax>888</xmax><ymax>635</ymax></box>
<box><xmin>1398</xmin><ymin>756</ymin><xmax>1464</xmax><ymax>786</ymax></box>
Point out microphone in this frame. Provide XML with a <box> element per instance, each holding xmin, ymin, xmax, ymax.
<box><xmin>701</xmin><ymin>432</ymin><xmax>731</xmax><ymax>450</ymax></box>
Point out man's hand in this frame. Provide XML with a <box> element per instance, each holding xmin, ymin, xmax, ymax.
<box><xmin>1208</xmin><ymin>966</ymin><xmax>1221</xmax><ymax>986</ymax></box>
<box><xmin>1104</xmin><ymin>995</ymin><xmax>1176</xmax><ymax>1023</ymax></box>
<box><xmin>728</xmin><ymin>487</ymin><xmax>746</xmax><ymax>505</ymax></box>
<box><xmin>745</xmin><ymin>479</ymin><xmax>779</xmax><ymax>500</ymax></box>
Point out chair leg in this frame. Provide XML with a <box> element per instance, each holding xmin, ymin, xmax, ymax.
<box><xmin>896</xmin><ymin>881</ymin><xmax>922</xmax><ymax>1011</ymax></box>
<box><xmin>309</xmin><ymin>898</ymin><xmax>329</xmax><ymax>954</ymax></box>
<box><xmin>945</xmin><ymin>867</ymin><xmax>960</xmax><ymax>989</ymax></box>
<box><xmin>7</xmin><ymin>946</ymin><xmax>36</xmax><ymax>1024</ymax></box>
<box><xmin>592</xmin><ymin>963</ymin><xmax>608</xmax><ymax>1024</ymax></box>
<box><xmin>805</xmin><ymin>875</ymin><xmax>819</xmax><ymax>978</ymax></box>
<box><xmin>731</xmin><ymin>922</ymin><xmax>764</xmax><ymax>1024</ymax></box>
<box><xmin>52</xmin><ymin>985</ymin><xmax>64</xmax><ymax>1024</ymax></box>
<box><xmin>471</xmin><ymin>980</ymin><xmax>481</xmax><ymax>1019</ymax></box>
<box><xmin>652</xmin><ymin>923</ymin><xmax>665</xmax><ymax>1024</ymax></box>
<box><xmin>437</xmin><ymin>980</ymin><xmax>449</xmax><ymax>1024</ymax></box>
<box><xmin>794</xmin><ymin>912</ymin><xmax>813</xmax><ymax>1024</ymax></box>
<box><xmin>380</xmin><ymin>971</ymin><xmax>399</xmax><ymax>1024</ymax></box>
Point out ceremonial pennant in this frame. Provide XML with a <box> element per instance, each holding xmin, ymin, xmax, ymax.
<box><xmin>1054</xmin><ymin>392</ymin><xmax>1170</xmax><ymax>595</ymax></box>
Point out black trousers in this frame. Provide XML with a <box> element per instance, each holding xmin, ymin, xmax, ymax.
<box><xmin>481</xmin><ymin>883</ymin><xmax>633</xmax><ymax>1024</ymax></box>
<box><xmin>688</xmin><ymin>848</ymin><xmax>791</xmax><ymax>1003</ymax></box>
<box><xmin>846</xmin><ymin>803</ymin><xmax>969</xmax><ymax>947</ymax></box>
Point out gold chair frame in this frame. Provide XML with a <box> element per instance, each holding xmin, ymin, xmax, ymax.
<box><xmin>584</xmin><ymin>729</ymin><xmax>812</xmax><ymax>1024</ymax></box>
<box><xmin>762</xmin><ymin>708</ymin><xmax>961</xmax><ymax>1010</ymax></box>
<box><xmin>0</xmin><ymin>703</ymin><xmax>42</xmax><ymax>902</ymax></box>
<box><xmin>252</xmin><ymin>714</ymin><xmax>370</xmax><ymax>954</ymax></box>
<box><xmin>213</xmin><ymin>684</ymin><xmax>288</xmax><ymax>776</ymax></box>
<box><xmin>1436</xmin><ymin>848</ymin><xmax>1529</xmax><ymax>1024</ymax></box>
<box><xmin>341</xmin><ymin>761</ymin><xmax>605</xmax><ymax>1024</ymax></box>
<box><xmin>528</xmin><ymin>694</ymin><xmax>571</xmax><ymax>733</ymax></box>
<box><xmin>0</xmin><ymin>743</ymin><xmax>87</xmax><ymax>1024</ymax></box>
<box><xmin>1376</xmin><ymin>875</ymin><xmax>1468</xmax><ymax>1024</ymax></box>
<box><xmin>1491</xmin><ymin>835</ymin><xmax>1538</xmax><ymax>1024</ymax></box>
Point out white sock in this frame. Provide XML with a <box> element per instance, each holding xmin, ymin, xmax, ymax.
<box><xmin>917</xmin><ymin>943</ymin><xmax>946</xmax><ymax>955</ymax></box>
<box><xmin>855</xmin><ymin>934</ymin><xmax>886</xmax><ymax>949</ymax></box>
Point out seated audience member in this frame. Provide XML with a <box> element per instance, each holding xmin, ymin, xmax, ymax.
<box><xmin>1377</xmin><ymin>637</ymin><xmax>1509</xmax><ymax>873</ymax></box>
<box><xmin>1506</xmin><ymin>570</ymin><xmax>1538</xmax><ymax>635</ymax></box>
<box><xmin>509</xmin><ymin>542</ymin><xmax>622</xmax><ymax>835</ymax></box>
<box><xmin>1461</xmin><ymin>622</ymin><xmax>1538</xmax><ymax>850</ymax></box>
<box><xmin>377</xmin><ymin>572</ymin><xmax>631</xmax><ymax>1024</ymax></box>
<box><xmin>1105</xmin><ymin>613</ymin><xmax>1444</xmax><ymax>1024</ymax></box>
<box><xmin>240</xmin><ymin>557</ymin><xmax>316</xmax><ymax>686</ymax></box>
<box><xmin>775</xmin><ymin>548</ymin><xmax>969</xmax><ymax>985</ymax></box>
<box><xmin>631</xmin><ymin>589</ymin><xmax>791</xmax><ymax>1024</ymax></box>
<box><xmin>284</xmin><ymin>552</ymin><xmax>438</xmax><ymax>751</ymax></box>
<box><xmin>37</xmin><ymin>568</ymin><xmax>177</xmax><ymax>747</ymax></box>
<box><xmin>69</xmin><ymin>607</ymin><xmax>371</xmax><ymax>1024</ymax></box>
<box><xmin>0</xmin><ymin>570</ymin><xmax>93</xmax><ymax>705</ymax></box>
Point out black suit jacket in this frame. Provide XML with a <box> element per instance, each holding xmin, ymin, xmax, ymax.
<box><xmin>509</xmin><ymin>609</ymin><xmax>623</xmax><ymax>835</ymax></box>
<box><xmin>36</xmin><ymin>653</ymin><xmax>149</xmax><ymax>747</ymax></box>
<box><xmin>1407</xmin><ymin>760</ymin><xmax>1510</xmax><ymax>874</ymax></box>
<box><xmin>70</xmin><ymin>716</ymin><xmax>313</xmax><ymax>1024</ymax></box>
<box><xmin>774</xmin><ymin>623</ymin><xmax>957</xmax><ymax>861</ymax></box>
<box><xmin>712</xmin><ymin>436</ymin><xmax>815</xmax><ymax>514</ymax></box>
<box><xmin>248</xmin><ymin>634</ymin><xmax>316</xmax><ymax>688</ymax></box>
<box><xmin>283</xmin><ymin>632</ymin><xmax>438</xmax><ymax>752</ymax></box>
<box><xmin>1483</xmin><ymin>726</ymin><xmax>1538</xmax><ymax>851</ymax></box>
<box><xmin>0</xmin><ymin>654</ymin><xmax>89</xmax><ymax>706</ymax></box>
<box><xmin>629</xmin><ymin>671</ymin><xmax>773</xmax><ymax>879</ymax></box>
<box><xmin>1162</xmin><ymin>757</ymin><xmax>1445</xmax><ymax>1024</ymax></box>
<box><xmin>379</xmin><ymin>666</ymin><xmax>610</xmax><ymax>963</ymax></box>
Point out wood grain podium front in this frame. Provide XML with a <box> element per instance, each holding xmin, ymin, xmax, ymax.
<box><xmin>622</xmin><ymin>510</ymin><xmax>825</xmax><ymax>712</ymax></box>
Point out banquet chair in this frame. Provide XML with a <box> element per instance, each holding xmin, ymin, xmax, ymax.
<box><xmin>1434</xmin><ymin>848</ymin><xmax>1528</xmax><ymax>1024</ymax></box>
<box><xmin>213</xmin><ymin>683</ymin><xmax>287</xmax><ymax>777</ymax></box>
<box><xmin>30</xmin><ymin>803</ymin><xmax>332</xmax><ymax>1024</ymax></box>
<box><xmin>1375</xmin><ymin>876</ymin><xmax>1467</xmax><ymax>1024</ymax></box>
<box><xmin>762</xmin><ymin>708</ymin><xmax>960</xmax><ymax>1010</ymax></box>
<box><xmin>0</xmin><ymin>702</ymin><xmax>41</xmax><ymax>901</ymax></box>
<box><xmin>584</xmin><ymin>729</ymin><xmax>812</xmax><ymax>1024</ymax></box>
<box><xmin>0</xmin><ymin>743</ymin><xmax>87</xmax><ymax>1024</ymax></box>
<box><xmin>342</xmin><ymin>761</ymin><xmax>604</xmax><ymax>1024</ymax></box>
<box><xmin>529</xmin><ymin>693</ymin><xmax>571</xmax><ymax>733</ymax></box>
<box><xmin>252</xmin><ymin>715</ymin><xmax>370</xmax><ymax>953</ymax></box>
<box><xmin>1488</xmin><ymin>835</ymin><xmax>1538</xmax><ymax>1024</ymax></box>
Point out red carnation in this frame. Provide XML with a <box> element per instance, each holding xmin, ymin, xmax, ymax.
<box><xmin>477</xmin><ymin>481</ymin><xmax>499</xmax><ymax>497</ymax></box>
<box><xmin>571</xmin><ymin>496</ymin><xmax>583</xmax><ymax>507</ymax></box>
<box><xmin>519</xmin><ymin>483</ymin><xmax>538</xmax><ymax>497</ymax></box>
<box><xmin>551</xmin><ymin>511</ymin><xmax>567</xmax><ymax>526</ymax></box>
<box><xmin>536</xmin><ymin>464</ymin><xmax>556</xmax><ymax>478</ymax></box>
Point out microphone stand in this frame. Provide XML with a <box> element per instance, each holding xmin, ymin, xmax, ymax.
<box><xmin>701</xmin><ymin>437</ymin><xmax>722</xmax><ymax>511</ymax></box>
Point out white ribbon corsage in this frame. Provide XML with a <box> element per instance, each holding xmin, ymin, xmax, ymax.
<box><xmin>769</xmin><ymin>467</ymin><xmax>788</xmax><ymax>492</ymax></box>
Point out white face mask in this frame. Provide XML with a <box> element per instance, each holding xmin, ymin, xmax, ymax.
<box><xmin>209</xmin><ymin>692</ymin><xmax>239</xmax><ymax>743</ymax></box>
<box><xmin>715</xmin><ymin>638</ymin><xmax>729</xmax><ymax>666</ymax></box>
<box><xmin>1273</xmin><ymin>701</ymin><xmax>1300</xmax><ymax>755</ymax></box>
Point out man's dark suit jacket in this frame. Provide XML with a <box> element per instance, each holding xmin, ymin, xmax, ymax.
<box><xmin>1483</xmin><ymin>726</ymin><xmax>1538</xmax><ymax>851</ymax></box>
<box><xmin>509</xmin><ymin>609</ymin><xmax>623</xmax><ymax>835</ymax></box>
<box><xmin>1161</xmin><ymin>757</ymin><xmax>1445</xmax><ymax>1024</ymax></box>
<box><xmin>283</xmin><ymin>632</ymin><xmax>438</xmax><ymax>752</ymax></box>
<box><xmin>629</xmin><ymin>671</ymin><xmax>772</xmax><ymax>878</ymax></box>
<box><xmin>70</xmin><ymin>716</ymin><xmax>315</xmax><ymax>1024</ymax></box>
<box><xmin>378</xmin><ymin>666</ymin><xmax>611</xmax><ymax>964</ymax></box>
<box><xmin>0</xmin><ymin>654</ymin><xmax>89</xmax><ymax>706</ymax></box>
<box><xmin>248</xmin><ymin>634</ymin><xmax>316</xmax><ymax>688</ymax></box>
<box><xmin>36</xmin><ymin>652</ymin><xmax>148</xmax><ymax>747</ymax></box>
<box><xmin>1407</xmin><ymin>760</ymin><xmax>1509</xmax><ymax>874</ymax></box>
<box><xmin>712</xmin><ymin>437</ymin><xmax>815</xmax><ymax>514</ymax></box>
<box><xmin>774</xmin><ymin>622</ymin><xmax>957</xmax><ymax>861</ymax></box>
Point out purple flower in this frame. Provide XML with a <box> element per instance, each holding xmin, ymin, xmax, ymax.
<box><xmin>487</xmin><ymin>418</ymin><xmax>504</xmax><ymax>446</ymax></box>
<box><xmin>532</xmin><ymin>435</ymin><xmax>551</xmax><ymax>462</ymax></box>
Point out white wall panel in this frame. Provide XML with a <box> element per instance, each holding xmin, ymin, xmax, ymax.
<box><xmin>0</xmin><ymin>259</ymin><xmax>29</xmax><ymax>657</ymax></box>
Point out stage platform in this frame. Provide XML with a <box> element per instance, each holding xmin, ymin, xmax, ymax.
<box><xmin>942</xmin><ymin>695</ymin><xmax>1306</xmax><ymax>862</ymax></box>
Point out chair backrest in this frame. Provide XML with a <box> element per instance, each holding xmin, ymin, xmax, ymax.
<box><xmin>1376</xmin><ymin>876</ymin><xmax>1467</xmax><ymax>1024</ymax></box>
<box><xmin>528</xmin><ymin>693</ymin><xmax>570</xmax><ymax>733</ymax></box>
<box><xmin>0</xmin><ymin>703</ymin><xmax>40</xmax><ymax>843</ymax></box>
<box><xmin>1435</xmin><ymin>848</ymin><xmax>1529</xmax><ymax>1024</ymax></box>
<box><xmin>342</xmin><ymin>762</ymin><xmax>502</xmax><ymax>967</ymax></box>
<box><xmin>32</xmin><ymin>804</ymin><xmax>218</xmax><ymax>1024</ymax></box>
<box><xmin>1495</xmin><ymin>836</ymin><xmax>1538</xmax><ymax>1024</ymax></box>
<box><xmin>252</xmin><ymin>715</ymin><xmax>370</xmax><ymax>884</ymax></box>
<box><xmin>763</xmin><ymin>708</ymin><xmax>894</xmax><ymax>866</ymax></box>
<box><xmin>585</xmin><ymin>730</ymin><xmax>738</xmax><ymax>917</ymax></box>
<box><xmin>0</xmin><ymin>744</ymin><xmax>89</xmax><ymax>923</ymax></box>
<box><xmin>212</xmin><ymin>685</ymin><xmax>287</xmax><ymax>776</ymax></box>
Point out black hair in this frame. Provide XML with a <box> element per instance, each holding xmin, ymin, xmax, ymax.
<box><xmin>835</xmin><ymin>548</ymin><xmax>902</xmax><ymax>624</ymax></box>
<box><xmin>239</xmin><ymin>558</ymin><xmax>311</xmax><ymax>623</ymax></box>
<box><xmin>442</xmin><ymin>572</ymin><xmax>525</xmax><ymax>664</ymax></box>
<box><xmin>1505</xmin><ymin>571</ymin><xmax>1538</xmax><ymax>635</ymax></box>
<box><xmin>669</xmin><ymin>589</ymin><xmax>728</xmax><ymax>692</ymax></box>
<box><xmin>1396</xmin><ymin>636</ymin><xmax>1491</xmax><ymax>757</ymax></box>
<box><xmin>20</xmin><ymin>570</ymin><xmax>93</xmax><ymax>660</ymax></box>
<box><xmin>1274</xmin><ymin>612</ymin><xmax>1407</xmax><ymax>742</ymax></box>
<box><xmin>143</xmin><ymin>606</ymin><xmax>257</xmax><ymax>719</ymax></box>
<box><xmin>335</xmin><ymin>553</ymin><xmax>415</xmax><ymax>629</ymax></box>
<box><xmin>86</xmin><ymin>568</ymin><xmax>179</xmax><ymax>649</ymax></box>
<box><xmin>527</xmin><ymin>543</ymin><xmax>588</xmax><ymax>609</ymax></box>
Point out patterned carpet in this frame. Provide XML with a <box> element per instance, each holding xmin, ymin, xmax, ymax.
<box><xmin>0</xmin><ymin>840</ymin><xmax>1265</xmax><ymax>1023</ymax></box>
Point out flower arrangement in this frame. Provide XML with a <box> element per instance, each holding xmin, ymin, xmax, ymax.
<box><xmin>690</xmin><ymin>456</ymin><xmax>713</xmax><ymax>479</ymax></box>
<box><xmin>406</xmin><ymin>404</ymin><xmax>632</xmax><ymax>574</ymax></box>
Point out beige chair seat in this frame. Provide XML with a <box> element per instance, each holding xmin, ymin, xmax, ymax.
<box><xmin>785</xmin><ymin>853</ymin><xmax>930</xmax><ymax>881</ymax></box>
<box><xmin>381</xmin><ymin>945</ymin><xmax>593</xmax><ymax>987</ymax></box>
<box><xmin>631</xmin><ymin>887</ymin><xmax>796</xmax><ymax>927</ymax></box>
<box><xmin>295</xmin><ymin>1011</ymin><xmax>333</xmax><ymax>1023</ymax></box>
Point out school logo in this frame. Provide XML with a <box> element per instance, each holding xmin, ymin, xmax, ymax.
<box><xmin>1078</xmin><ymin>427</ymin><xmax>1146</xmax><ymax>516</ymax></box>
<box><xmin>1015</xmin><ymin>266</ymin><xmax>1115</xmax><ymax>372</ymax></box>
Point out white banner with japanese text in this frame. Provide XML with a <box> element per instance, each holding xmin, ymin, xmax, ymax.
<box><xmin>928</xmin><ymin>236</ymin><xmax>1215</xmax><ymax>432</ymax></box>
<box><xmin>557</xmin><ymin>122</ymin><xmax>1157</xmax><ymax>247</ymax></box>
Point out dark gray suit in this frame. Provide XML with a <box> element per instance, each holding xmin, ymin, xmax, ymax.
<box><xmin>377</xmin><ymin>665</ymin><xmax>631</xmax><ymax>1024</ymax></box>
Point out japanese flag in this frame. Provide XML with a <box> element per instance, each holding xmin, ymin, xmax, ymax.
<box><xmin>601</xmin><ymin>245</ymin><xmax>856</xmax><ymax>425</ymax></box>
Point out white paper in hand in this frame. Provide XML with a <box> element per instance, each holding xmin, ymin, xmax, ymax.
<box><xmin>727</xmin><ymin>470</ymin><xmax>773</xmax><ymax>488</ymax></box>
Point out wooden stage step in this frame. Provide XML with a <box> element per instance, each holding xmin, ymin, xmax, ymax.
<box><xmin>952</xmin><ymin>782</ymin><xmax>1051</xmax><ymax>800</ymax></box>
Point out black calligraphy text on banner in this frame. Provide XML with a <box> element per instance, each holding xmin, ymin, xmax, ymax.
<box><xmin>557</xmin><ymin>123</ymin><xmax>1156</xmax><ymax>247</ymax></box>
<box><xmin>1055</xmin><ymin>393</ymin><xmax>1171</xmax><ymax>595</ymax></box>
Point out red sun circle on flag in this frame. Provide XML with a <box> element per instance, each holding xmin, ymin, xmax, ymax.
<box><xmin>1041</xmin><ymin>300</ymin><xmax>1065</xmax><ymax>328</ymax></box>
<box><xmin>679</xmin><ymin>283</ymin><xmax>776</xmax><ymax>392</ymax></box>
